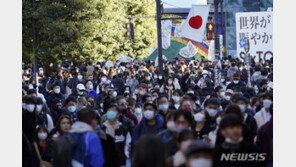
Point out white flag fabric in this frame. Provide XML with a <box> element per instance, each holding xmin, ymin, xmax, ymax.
<box><xmin>180</xmin><ymin>5</ymin><xmax>210</xmax><ymax>42</ymax></box>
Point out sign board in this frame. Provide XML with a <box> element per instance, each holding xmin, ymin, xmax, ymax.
<box><xmin>236</xmin><ymin>12</ymin><xmax>273</xmax><ymax>62</ymax></box>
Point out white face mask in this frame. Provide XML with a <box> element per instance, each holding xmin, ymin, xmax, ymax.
<box><xmin>233</xmin><ymin>80</ymin><xmax>239</xmax><ymax>84</ymax></box>
<box><xmin>221</xmin><ymin>78</ymin><xmax>225</xmax><ymax>82</ymax></box>
<box><xmin>189</xmin><ymin>158</ymin><xmax>212</xmax><ymax>167</ymax></box>
<box><xmin>220</xmin><ymin>91</ymin><xmax>225</xmax><ymax>97</ymax></box>
<box><xmin>67</xmin><ymin>106</ymin><xmax>76</xmax><ymax>113</ymax></box>
<box><xmin>139</xmin><ymin>91</ymin><xmax>145</xmax><ymax>96</ymax></box>
<box><xmin>172</xmin><ymin>96</ymin><xmax>180</xmax><ymax>103</ymax></box>
<box><xmin>168</xmin><ymin>80</ymin><xmax>173</xmax><ymax>85</ymax></box>
<box><xmin>225</xmin><ymin>137</ymin><xmax>243</xmax><ymax>144</ymax></box>
<box><xmin>166</xmin><ymin>121</ymin><xmax>175</xmax><ymax>131</ymax></box>
<box><xmin>77</xmin><ymin>75</ymin><xmax>83</xmax><ymax>80</ymax></box>
<box><xmin>194</xmin><ymin>113</ymin><xmax>205</xmax><ymax>122</ymax></box>
<box><xmin>112</xmin><ymin>91</ymin><xmax>117</xmax><ymax>97</ymax></box>
<box><xmin>158</xmin><ymin>104</ymin><xmax>169</xmax><ymax>112</ymax></box>
<box><xmin>187</xmin><ymin>91</ymin><xmax>194</xmax><ymax>94</ymax></box>
<box><xmin>134</xmin><ymin>108</ymin><xmax>142</xmax><ymax>115</ymax></box>
<box><xmin>206</xmin><ymin>108</ymin><xmax>218</xmax><ymax>117</ymax></box>
<box><xmin>38</xmin><ymin>132</ymin><xmax>48</xmax><ymax>140</ymax></box>
<box><xmin>159</xmin><ymin>76</ymin><xmax>163</xmax><ymax>79</ymax></box>
<box><xmin>26</xmin><ymin>104</ymin><xmax>35</xmax><ymax>113</ymax></box>
<box><xmin>100</xmin><ymin>103</ymin><xmax>104</xmax><ymax>108</ymax></box>
<box><xmin>54</xmin><ymin>88</ymin><xmax>60</xmax><ymax>94</ymax></box>
<box><xmin>224</xmin><ymin>95</ymin><xmax>231</xmax><ymax>101</ymax></box>
<box><xmin>88</xmin><ymin>85</ymin><xmax>93</xmax><ymax>90</ymax></box>
<box><xmin>263</xmin><ymin>99</ymin><xmax>272</xmax><ymax>109</ymax></box>
<box><xmin>36</xmin><ymin>104</ymin><xmax>43</xmax><ymax>112</ymax></box>
<box><xmin>143</xmin><ymin>110</ymin><xmax>154</xmax><ymax>120</ymax></box>
<box><xmin>78</xmin><ymin>91</ymin><xmax>84</xmax><ymax>95</ymax></box>
<box><xmin>238</xmin><ymin>104</ymin><xmax>246</xmax><ymax>112</ymax></box>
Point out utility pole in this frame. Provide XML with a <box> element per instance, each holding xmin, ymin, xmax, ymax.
<box><xmin>214</xmin><ymin>0</ymin><xmax>221</xmax><ymax>86</ymax></box>
<box><xmin>156</xmin><ymin>0</ymin><xmax>163</xmax><ymax>75</ymax></box>
<box><xmin>31</xmin><ymin>0</ymin><xmax>38</xmax><ymax>86</ymax></box>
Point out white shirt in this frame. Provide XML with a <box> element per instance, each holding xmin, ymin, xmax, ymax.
<box><xmin>263</xmin><ymin>110</ymin><xmax>272</xmax><ymax>123</ymax></box>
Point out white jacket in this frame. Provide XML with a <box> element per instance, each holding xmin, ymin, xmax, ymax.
<box><xmin>254</xmin><ymin>107</ymin><xmax>271</xmax><ymax>129</ymax></box>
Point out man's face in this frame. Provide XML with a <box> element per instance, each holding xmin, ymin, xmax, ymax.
<box><xmin>144</xmin><ymin>105</ymin><xmax>156</xmax><ymax>117</ymax></box>
<box><xmin>67</xmin><ymin>101</ymin><xmax>76</xmax><ymax>107</ymax></box>
<box><xmin>207</xmin><ymin>103</ymin><xmax>219</xmax><ymax>110</ymax></box>
<box><xmin>158</xmin><ymin>97</ymin><xmax>168</xmax><ymax>106</ymax></box>
<box><xmin>221</xmin><ymin>125</ymin><xmax>243</xmax><ymax>142</ymax></box>
<box><xmin>108</xmin><ymin>107</ymin><xmax>119</xmax><ymax>120</ymax></box>
<box><xmin>139</xmin><ymin>87</ymin><xmax>147</xmax><ymax>94</ymax></box>
<box><xmin>118</xmin><ymin>98</ymin><xmax>128</xmax><ymax>110</ymax></box>
<box><xmin>175</xmin><ymin>115</ymin><xmax>190</xmax><ymax>128</ymax></box>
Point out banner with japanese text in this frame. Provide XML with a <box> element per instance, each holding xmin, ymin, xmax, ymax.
<box><xmin>236</xmin><ymin>12</ymin><xmax>273</xmax><ymax>62</ymax></box>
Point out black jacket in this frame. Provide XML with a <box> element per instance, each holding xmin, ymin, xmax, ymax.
<box><xmin>22</xmin><ymin>110</ymin><xmax>36</xmax><ymax>143</ymax></box>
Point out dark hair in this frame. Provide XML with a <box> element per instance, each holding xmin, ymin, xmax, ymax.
<box><xmin>173</xmin><ymin>89</ymin><xmax>183</xmax><ymax>96</ymax></box>
<box><xmin>26</xmin><ymin>96</ymin><xmax>37</xmax><ymax>104</ymax></box>
<box><xmin>77</xmin><ymin>107</ymin><xmax>96</xmax><ymax>125</ymax></box>
<box><xmin>263</xmin><ymin>92</ymin><xmax>273</xmax><ymax>100</ymax></box>
<box><xmin>33</xmin><ymin>125</ymin><xmax>48</xmax><ymax>142</ymax></box>
<box><xmin>174</xmin><ymin>110</ymin><xmax>193</xmax><ymax>125</ymax></box>
<box><xmin>157</xmin><ymin>93</ymin><xmax>168</xmax><ymax>102</ymax></box>
<box><xmin>132</xmin><ymin>135</ymin><xmax>166</xmax><ymax>167</ymax></box>
<box><xmin>106</xmin><ymin>105</ymin><xmax>120</xmax><ymax>113</ymax></box>
<box><xmin>219</xmin><ymin>113</ymin><xmax>243</xmax><ymax>130</ymax></box>
<box><xmin>224</xmin><ymin>104</ymin><xmax>243</xmax><ymax>121</ymax></box>
<box><xmin>214</xmin><ymin>86</ymin><xmax>223</xmax><ymax>93</ymax></box>
<box><xmin>36</xmin><ymin>97</ymin><xmax>43</xmax><ymax>105</ymax></box>
<box><xmin>64</xmin><ymin>96</ymin><xmax>77</xmax><ymax>106</ymax></box>
<box><xmin>144</xmin><ymin>103</ymin><xmax>157</xmax><ymax>111</ymax></box>
<box><xmin>55</xmin><ymin>115</ymin><xmax>72</xmax><ymax>133</ymax></box>
<box><xmin>233</xmin><ymin>96</ymin><xmax>249</xmax><ymax>105</ymax></box>
<box><xmin>177</xmin><ymin>129</ymin><xmax>195</xmax><ymax>144</ymax></box>
<box><xmin>204</xmin><ymin>98</ymin><xmax>220</xmax><ymax>107</ymax></box>
<box><xmin>116</xmin><ymin>95</ymin><xmax>126</xmax><ymax>103</ymax></box>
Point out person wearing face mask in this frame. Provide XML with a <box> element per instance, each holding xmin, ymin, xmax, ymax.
<box><xmin>63</xmin><ymin>96</ymin><xmax>78</xmax><ymax>122</ymax></box>
<box><xmin>172</xmin><ymin>90</ymin><xmax>183</xmax><ymax>110</ymax></box>
<box><xmin>32</xmin><ymin>125</ymin><xmax>53</xmax><ymax>167</ymax></box>
<box><xmin>69</xmin><ymin>83</ymin><xmax>87</xmax><ymax>99</ymax></box>
<box><xmin>23</xmin><ymin>96</ymin><xmax>38</xmax><ymax>143</ymax></box>
<box><xmin>158</xmin><ymin>110</ymin><xmax>176</xmax><ymax>142</ymax></box>
<box><xmin>192</xmin><ymin>113</ymin><xmax>211</xmax><ymax>141</ymax></box>
<box><xmin>213</xmin><ymin>114</ymin><xmax>262</xmax><ymax>167</ymax></box>
<box><xmin>170</xmin><ymin>129</ymin><xmax>195</xmax><ymax>167</ymax></box>
<box><xmin>134</xmin><ymin>104</ymin><xmax>143</xmax><ymax>123</ymax></box>
<box><xmin>117</xmin><ymin>96</ymin><xmax>138</xmax><ymax>125</ymax></box>
<box><xmin>131</xmin><ymin>103</ymin><xmax>164</xmax><ymax>147</ymax></box>
<box><xmin>157</xmin><ymin>94</ymin><xmax>170</xmax><ymax>116</ymax></box>
<box><xmin>85</xmin><ymin>80</ymin><xmax>98</xmax><ymax>100</ymax></box>
<box><xmin>160</xmin><ymin>76</ymin><xmax>175</xmax><ymax>100</ymax></box>
<box><xmin>35</xmin><ymin>97</ymin><xmax>54</xmax><ymax>133</ymax></box>
<box><xmin>226</xmin><ymin>73</ymin><xmax>246</xmax><ymax>91</ymax></box>
<box><xmin>50</xmin><ymin>98</ymin><xmax>64</xmax><ymax>124</ymax></box>
<box><xmin>102</xmin><ymin>105</ymin><xmax>131</xmax><ymax>166</ymax></box>
<box><xmin>111</xmin><ymin>73</ymin><xmax>125</xmax><ymax>93</ymax></box>
<box><xmin>46</xmin><ymin>83</ymin><xmax>65</xmax><ymax>108</ymax></box>
<box><xmin>185</xmin><ymin>140</ymin><xmax>213</xmax><ymax>167</ymax></box>
<box><xmin>254</xmin><ymin>93</ymin><xmax>273</xmax><ymax>129</ymax></box>
<box><xmin>135</xmin><ymin>83</ymin><xmax>148</xmax><ymax>104</ymax></box>
<box><xmin>203</xmin><ymin>98</ymin><xmax>221</xmax><ymax>133</ymax></box>
<box><xmin>179</xmin><ymin>96</ymin><xmax>195</xmax><ymax>113</ymax></box>
<box><xmin>164</xmin><ymin>110</ymin><xmax>194</xmax><ymax>157</ymax></box>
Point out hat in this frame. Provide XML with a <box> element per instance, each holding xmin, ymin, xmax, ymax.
<box><xmin>226</xmin><ymin>89</ymin><xmax>234</xmax><ymax>94</ymax></box>
<box><xmin>76</xmin><ymin>84</ymin><xmax>85</xmax><ymax>91</ymax></box>
<box><xmin>186</xmin><ymin>140</ymin><xmax>212</xmax><ymax>157</ymax></box>
<box><xmin>233</xmin><ymin>73</ymin><xmax>239</xmax><ymax>80</ymax></box>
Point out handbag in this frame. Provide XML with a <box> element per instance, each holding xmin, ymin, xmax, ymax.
<box><xmin>33</xmin><ymin>142</ymin><xmax>53</xmax><ymax>167</ymax></box>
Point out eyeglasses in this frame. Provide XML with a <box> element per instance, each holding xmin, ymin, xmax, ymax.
<box><xmin>120</xmin><ymin>103</ymin><xmax>128</xmax><ymax>106</ymax></box>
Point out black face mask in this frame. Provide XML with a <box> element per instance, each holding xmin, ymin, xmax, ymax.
<box><xmin>53</xmin><ymin>104</ymin><xmax>62</xmax><ymax>111</ymax></box>
<box><xmin>88</xmin><ymin>101</ymin><xmax>94</xmax><ymax>107</ymax></box>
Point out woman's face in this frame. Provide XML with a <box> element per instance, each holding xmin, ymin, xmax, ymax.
<box><xmin>60</xmin><ymin>118</ymin><xmax>71</xmax><ymax>133</ymax></box>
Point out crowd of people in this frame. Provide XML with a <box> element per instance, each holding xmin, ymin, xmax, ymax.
<box><xmin>22</xmin><ymin>56</ymin><xmax>273</xmax><ymax>167</ymax></box>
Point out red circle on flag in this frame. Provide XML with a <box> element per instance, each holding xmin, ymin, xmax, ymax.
<box><xmin>189</xmin><ymin>15</ymin><xmax>203</xmax><ymax>29</ymax></box>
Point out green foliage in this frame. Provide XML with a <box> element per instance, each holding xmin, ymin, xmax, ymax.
<box><xmin>22</xmin><ymin>0</ymin><xmax>157</xmax><ymax>64</ymax></box>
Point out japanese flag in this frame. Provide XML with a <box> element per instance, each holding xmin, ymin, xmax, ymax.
<box><xmin>180</xmin><ymin>5</ymin><xmax>210</xmax><ymax>42</ymax></box>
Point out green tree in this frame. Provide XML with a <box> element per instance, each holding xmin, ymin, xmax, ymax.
<box><xmin>22</xmin><ymin>0</ymin><xmax>157</xmax><ymax>64</ymax></box>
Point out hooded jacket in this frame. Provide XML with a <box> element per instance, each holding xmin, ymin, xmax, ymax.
<box><xmin>131</xmin><ymin>114</ymin><xmax>164</xmax><ymax>146</ymax></box>
<box><xmin>67</xmin><ymin>121</ymin><xmax>105</xmax><ymax>167</ymax></box>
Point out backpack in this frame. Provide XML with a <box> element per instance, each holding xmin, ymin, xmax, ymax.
<box><xmin>53</xmin><ymin>134</ymin><xmax>75</xmax><ymax>167</ymax></box>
